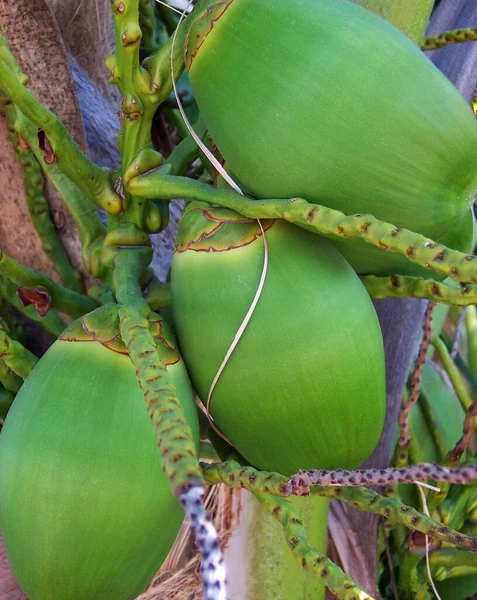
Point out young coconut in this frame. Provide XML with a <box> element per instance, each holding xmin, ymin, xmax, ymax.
<box><xmin>0</xmin><ymin>310</ymin><xmax>199</xmax><ymax>600</ymax></box>
<box><xmin>184</xmin><ymin>0</ymin><xmax>477</xmax><ymax>277</ymax></box>
<box><xmin>172</xmin><ymin>203</ymin><xmax>386</xmax><ymax>475</ymax></box>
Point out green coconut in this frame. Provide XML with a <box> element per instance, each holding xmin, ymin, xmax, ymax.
<box><xmin>172</xmin><ymin>203</ymin><xmax>386</xmax><ymax>475</ymax></box>
<box><xmin>0</xmin><ymin>316</ymin><xmax>199</xmax><ymax>600</ymax></box>
<box><xmin>185</xmin><ymin>0</ymin><xmax>477</xmax><ymax>276</ymax></box>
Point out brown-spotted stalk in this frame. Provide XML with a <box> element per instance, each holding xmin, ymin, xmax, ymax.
<box><xmin>203</xmin><ymin>461</ymin><xmax>477</xmax><ymax>552</ymax></box>
<box><xmin>127</xmin><ymin>174</ymin><xmax>477</xmax><ymax>285</ymax></box>
<box><xmin>398</xmin><ymin>302</ymin><xmax>435</xmax><ymax>447</ymax></box>
<box><xmin>253</xmin><ymin>491</ymin><xmax>373</xmax><ymax>600</ymax></box>
<box><xmin>422</xmin><ymin>27</ymin><xmax>477</xmax><ymax>51</ymax></box>
<box><xmin>362</xmin><ymin>275</ymin><xmax>477</xmax><ymax>306</ymax></box>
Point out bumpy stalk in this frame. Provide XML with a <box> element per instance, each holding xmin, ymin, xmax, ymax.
<box><xmin>203</xmin><ymin>461</ymin><xmax>477</xmax><ymax>551</ymax></box>
<box><xmin>398</xmin><ymin>303</ymin><xmax>435</xmax><ymax>446</ymax></box>
<box><xmin>286</xmin><ymin>463</ymin><xmax>477</xmax><ymax>491</ymax></box>
<box><xmin>422</xmin><ymin>27</ymin><xmax>477</xmax><ymax>51</ymax></box>
<box><xmin>448</xmin><ymin>401</ymin><xmax>477</xmax><ymax>466</ymax></box>
<box><xmin>0</xmin><ymin>251</ymin><xmax>97</xmax><ymax>318</ymax></box>
<box><xmin>119</xmin><ymin>305</ymin><xmax>203</xmax><ymax>494</ymax></box>
<box><xmin>253</xmin><ymin>491</ymin><xmax>372</xmax><ymax>600</ymax></box>
<box><xmin>362</xmin><ymin>275</ymin><xmax>477</xmax><ymax>305</ymax></box>
<box><xmin>127</xmin><ymin>174</ymin><xmax>477</xmax><ymax>284</ymax></box>
<box><xmin>0</xmin><ymin>328</ymin><xmax>37</xmax><ymax>379</ymax></box>
<box><xmin>118</xmin><ymin>304</ymin><xmax>226</xmax><ymax>600</ymax></box>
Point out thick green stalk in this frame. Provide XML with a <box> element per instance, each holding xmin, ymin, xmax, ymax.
<box><xmin>0</xmin><ymin>360</ymin><xmax>21</xmax><ymax>394</ymax></box>
<box><xmin>0</xmin><ymin>328</ymin><xmax>37</xmax><ymax>379</ymax></box>
<box><xmin>362</xmin><ymin>275</ymin><xmax>477</xmax><ymax>305</ymax></box>
<box><xmin>0</xmin><ymin>53</ymin><xmax>121</xmax><ymax>214</ymax></box>
<box><xmin>430</xmin><ymin>549</ymin><xmax>477</xmax><ymax>580</ymax></box>
<box><xmin>128</xmin><ymin>174</ymin><xmax>477</xmax><ymax>284</ymax></box>
<box><xmin>119</xmin><ymin>305</ymin><xmax>203</xmax><ymax>492</ymax></box>
<box><xmin>253</xmin><ymin>492</ymin><xmax>368</xmax><ymax>600</ymax></box>
<box><xmin>143</xmin><ymin>279</ymin><xmax>171</xmax><ymax>310</ymax></box>
<box><xmin>352</xmin><ymin>0</ymin><xmax>434</xmax><ymax>44</ymax></box>
<box><xmin>0</xmin><ymin>251</ymin><xmax>97</xmax><ymax>318</ymax></box>
<box><xmin>12</xmin><ymin>110</ymin><xmax>106</xmax><ymax>274</ymax></box>
<box><xmin>202</xmin><ymin>461</ymin><xmax>477</xmax><ymax>551</ymax></box>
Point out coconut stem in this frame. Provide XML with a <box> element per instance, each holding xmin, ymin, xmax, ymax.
<box><xmin>127</xmin><ymin>173</ymin><xmax>477</xmax><ymax>285</ymax></box>
<box><xmin>0</xmin><ymin>327</ymin><xmax>37</xmax><ymax>380</ymax></box>
<box><xmin>362</xmin><ymin>275</ymin><xmax>477</xmax><ymax>305</ymax></box>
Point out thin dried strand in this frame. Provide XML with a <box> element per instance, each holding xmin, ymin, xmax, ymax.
<box><xmin>0</xmin><ymin>328</ymin><xmax>37</xmax><ymax>379</ymax></box>
<box><xmin>448</xmin><ymin>401</ymin><xmax>477</xmax><ymax>466</ymax></box>
<box><xmin>361</xmin><ymin>275</ymin><xmax>477</xmax><ymax>305</ymax></box>
<box><xmin>0</xmin><ymin>58</ymin><xmax>121</xmax><ymax>214</ymax></box>
<box><xmin>422</xmin><ymin>27</ymin><xmax>477</xmax><ymax>51</ymax></box>
<box><xmin>399</xmin><ymin>303</ymin><xmax>435</xmax><ymax>446</ymax></box>
<box><xmin>127</xmin><ymin>175</ymin><xmax>477</xmax><ymax>284</ymax></box>
<box><xmin>178</xmin><ymin>485</ymin><xmax>227</xmax><ymax>600</ymax></box>
<box><xmin>252</xmin><ymin>490</ymin><xmax>373</xmax><ymax>600</ymax></box>
<box><xmin>0</xmin><ymin>250</ymin><xmax>97</xmax><ymax>318</ymax></box>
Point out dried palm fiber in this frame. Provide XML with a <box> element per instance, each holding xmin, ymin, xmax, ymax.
<box><xmin>137</xmin><ymin>485</ymin><xmax>242</xmax><ymax>600</ymax></box>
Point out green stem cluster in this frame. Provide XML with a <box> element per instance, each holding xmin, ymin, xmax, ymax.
<box><xmin>0</xmin><ymin>251</ymin><xmax>97</xmax><ymax>319</ymax></box>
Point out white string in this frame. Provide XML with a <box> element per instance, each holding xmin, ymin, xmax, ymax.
<box><xmin>168</xmin><ymin>2</ymin><xmax>270</xmax><ymax>441</ymax></box>
<box><xmin>154</xmin><ymin>0</ymin><xmax>191</xmax><ymax>16</ymax></box>
<box><xmin>415</xmin><ymin>482</ymin><xmax>442</xmax><ymax>600</ymax></box>
<box><xmin>170</xmin><ymin>0</ymin><xmax>244</xmax><ymax>195</ymax></box>
<box><xmin>206</xmin><ymin>219</ymin><xmax>269</xmax><ymax>432</ymax></box>
<box><xmin>414</xmin><ymin>481</ymin><xmax>441</xmax><ymax>493</ymax></box>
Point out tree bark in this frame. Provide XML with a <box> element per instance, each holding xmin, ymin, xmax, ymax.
<box><xmin>0</xmin><ymin>0</ymin><xmax>89</xmax><ymax>282</ymax></box>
